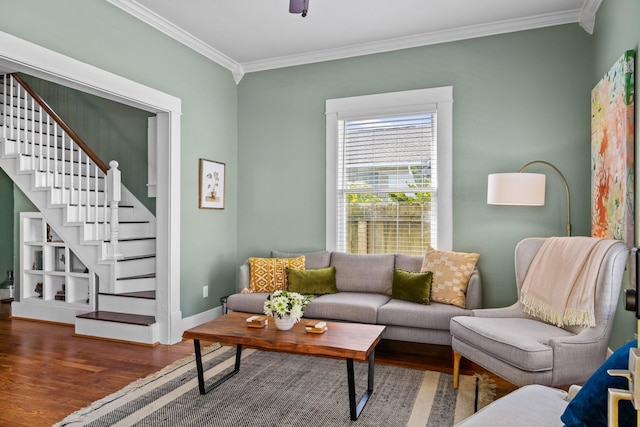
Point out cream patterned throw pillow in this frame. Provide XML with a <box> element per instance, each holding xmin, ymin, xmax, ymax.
<box><xmin>247</xmin><ymin>256</ymin><xmax>305</xmax><ymax>293</ymax></box>
<box><xmin>421</xmin><ymin>247</ymin><xmax>479</xmax><ymax>308</ymax></box>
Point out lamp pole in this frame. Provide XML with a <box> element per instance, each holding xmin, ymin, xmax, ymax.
<box><xmin>518</xmin><ymin>160</ymin><xmax>571</xmax><ymax>236</ymax></box>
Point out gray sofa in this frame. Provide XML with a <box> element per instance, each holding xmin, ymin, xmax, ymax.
<box><xmin>227</xmin><ymin>250</ymin><xmax>481</xmax><ymax>345</ymax></box>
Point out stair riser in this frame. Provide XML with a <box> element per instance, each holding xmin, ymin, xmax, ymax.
<box><xmin>83</xmin><ymin>221</ymin><xmax>154</xmax><ymax>242</ymax></box>
<box><xmin>75</xmin><ymin>318</ymin><xmax>159</xmax><ymax>345</ymax></box>
<box><xmin>104</xmin><ymin>238</ymin><xmax>156</xmax><ymax>258</ymax></box>
<box><xmin>113</xmin><ymin>277</ymin><xmax>156</xmax><ymax>293</ymax></box>
<box><xmin>1</xmin><ymin>107</ymin><xmax>67</xmax><ymax>129</ymax></box>
<box><xmin>2</xmin><ymin>123</ymin><xmax>72</xmax><ymax>148</ymax></box>
<box><xmin>66</xmin><ymin>205</ymin><xmax>136</xmax><ymax>224</ymax></box>
<box><xmin>19</xmin><ymin>155</ymin><xmax>101</xmax><ymax>178</ymax></box>
<box><xmin>99</xmin><ymin>295</ymin><xmax>156</xmax><ymax>316</ymax></box>
<box><xmin>0</xmin><ymin>105</ymin><xmax>44</xmax><ymax>123</ymax></box>
<box><xmin>35</xmin><ymin>171</ymin><xmax>104</xmax><ymax>191</ymax></box>
<box><xmin>1</xmin><ymin>102</ymin><xmax>60</xmax><ymax>124</ymax></box>
<box><xmin>49</xmin><ymin>188</ymin><xmax>106</xmax><ymax>206</ymax></box>
<box><xmin>3</xmin><ymin>132</ymin><xmax>80</xmax><ymax>162</ymax></box>
<box><xmin>117</xmin><ymin>257</ymin><xmax>156</xmax><ymax>278</ymax></box>
<box><xmin>0</xmin><ymin>89</ymin><xmax>45</xmax><ymax>107</ymax></box>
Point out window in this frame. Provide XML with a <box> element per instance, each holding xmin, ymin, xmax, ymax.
<box><xmin>326</xmin><ymin>87</ymin><xmax>452</xmax><ymax>255</ymax></box>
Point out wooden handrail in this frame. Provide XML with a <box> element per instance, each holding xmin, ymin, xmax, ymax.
<box><xmin>10</xmin><ymin>73</ymin><xmax>108</xmax><ymax>173</ymax></box>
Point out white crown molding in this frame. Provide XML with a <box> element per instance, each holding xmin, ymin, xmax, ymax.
<box><xmin>107</xmin><ymin>1</ymin><xmax>600</xmax><ymax>82</ymax></box>
<box><xmin>106</xmin><ymin>0</ymin><xmax>245</xmax><ymax>82</ymax></box>
<box><xmin>243</xmin><ymin>10</ymin><xmax>583</xmax><ymax>73</ymax></box>
<box><xmin>579</xmin><ymin>0</ymin><xmax>604</xmax><ymax>34</ymax></box>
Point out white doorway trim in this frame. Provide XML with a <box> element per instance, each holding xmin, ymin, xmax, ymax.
<box><xmin>0</xmin><ymin>30</ymin><xmax>183</xmax><ymax>344</ymax></box>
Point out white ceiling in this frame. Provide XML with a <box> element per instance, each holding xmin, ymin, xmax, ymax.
<box><xmin>107</xmin><ymin>0</ymin><xmax>601</xmax><ymax>82</ymax></box>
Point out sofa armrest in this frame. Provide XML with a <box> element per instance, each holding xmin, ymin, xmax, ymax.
<box><xmin>471</xmin><ymin>303</ymin><xmax>528</xmax><ymax>318</ymax></box>
<box><xmin>549</xmin><ymin>329</ymin><xmax>609</xmax><ymax>386</ymax></box>
<box><xmin>237</xmin><ymin>263</ymin><xmax>250</xmax><ymax>292</ymax></box>
<box><xmin>465</xmin><ymin>268</ymin><xmax>483</xmax><ymax>309</ymax></box>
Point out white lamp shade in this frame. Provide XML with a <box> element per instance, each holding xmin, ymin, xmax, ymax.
<box><xmin>487</xmin><ymin>173</ymin><xmax>546</xmax><ymax>206</ymax></box>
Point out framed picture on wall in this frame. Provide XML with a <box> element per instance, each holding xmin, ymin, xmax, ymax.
<box><xmin>199</xmin><ymin>158</ymin><xmax>225</xmax><ymax>209</ymax></box>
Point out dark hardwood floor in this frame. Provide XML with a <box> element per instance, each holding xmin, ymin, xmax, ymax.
<box><xmin>0</xmin><ymin>302</ymin><xmax>517</xmax><ymax>426</ymax></box>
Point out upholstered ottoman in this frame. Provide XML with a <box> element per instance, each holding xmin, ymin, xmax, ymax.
<box><xmin>455</xmin><ymin>340</ymin><xmax>639</xmax><ymax>426</ymax></box>
<box><xmin>454</xmin><ymin>384</ymin><xmax>568</xmax><ymax>426</ymax></box>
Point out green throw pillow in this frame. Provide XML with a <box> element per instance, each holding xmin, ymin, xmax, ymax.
<box><xmin>392</xmin><ymin>269</ymin><xmax>432</xmax><ymax>304</ymax></box>
<box><xmin>286</xmin><ymin>266</ymin><xmax>338</xmax><ymax>295</ymax></box>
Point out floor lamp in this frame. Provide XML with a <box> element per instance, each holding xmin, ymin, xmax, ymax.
<box><xmin>487</xmin><ymin>160</ymin><xmax>572</xmax><ymax>236</ymax></box>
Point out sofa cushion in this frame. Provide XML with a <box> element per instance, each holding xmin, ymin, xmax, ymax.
<box><xmin>247</xmin><ymin>256</ymin><xmax>305</xmax><ymax>293</ymax></box>
<box><xmin>227</xmin><ymin>292</ymin><xmax>270</xmax><ymax>314</ymax></box>
<box><xmin>379</xmin><ymin>299</ymin><xmax>471</xmax><ymax>330</ymax></box>
<box><xmin>450</xmin><ymin>316</ymin><xmax>574</xmax><ymax>372</ymax></box>
<box><xmin>286</xmin><ymin>266</ymin><xmax>338</xmax><ymax>295</ymax></box>
<box><xmin>392</xmin><ymin>269</ymin><xmax>432</xmax><ymax>305</ymax></box>
<box><xmin>421</xmin><ymin>247</ymin><xmax>479</xmax><ymax>308</ymax></box>
<box><xmin>394</xmin><ymin>254</ymin><xmax>424</xmax><ymax>272</ymax></box>
<box><xmin>270</xmin><ymin>250</ymin><xmax>331</xmax><ymax>270</ymax></box>
<box><xmin>561</xmin><ymin>339</ymin><xmax>638</xmax><ymax>427</ymax></box>
<box><xmin>331</xmin><ymin>252</ymin><xmax>395</xmax><ymax>295</ymax></box>
<box><xmin>303</xmin><ymin>292</ymin><xmax>390</xmax><ymax>324</ymax></box>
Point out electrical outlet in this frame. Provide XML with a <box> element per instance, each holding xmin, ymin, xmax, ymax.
<box><xmin>203</xmin><ymin>285</ymin><xmax>208</xmax><ymax>298</ymax></box>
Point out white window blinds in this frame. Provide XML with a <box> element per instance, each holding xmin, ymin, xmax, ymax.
<box><xmin>335</xmin><ymin>113</ymin><xmax>437</xmax><ymax>255</ymax></box>
<box><xmin>326</xmin><ymin>86</ymin><xmax>453</xmax><ymax>254</ymax></box>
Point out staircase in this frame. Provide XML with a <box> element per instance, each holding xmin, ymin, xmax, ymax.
<box><xmin>0</xmin><ymin>73</ymin><xmax>160</xmax><ymax>345</ymax></box>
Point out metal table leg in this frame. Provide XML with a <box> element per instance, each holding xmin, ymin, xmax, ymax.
<box><xmin>193</xmin><ymin>339</ymin><xmax>243</xmax><ymax>395</ymax></box>
<box><xmin>346</xmin><ymin>350</ymin><xmax>375</xmax><ymax>420</ymax></box>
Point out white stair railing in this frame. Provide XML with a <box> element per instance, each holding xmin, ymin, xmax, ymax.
<box><xmin>1</xmin><ymin>73</ymin><xmax>122</xmax><ymax>259</ymax></box>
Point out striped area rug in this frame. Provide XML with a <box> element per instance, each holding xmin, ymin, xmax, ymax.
<box><xmin>55</xmin><ymin>345</ymin><xmax>489</xmax><ymax>427</ymax></box>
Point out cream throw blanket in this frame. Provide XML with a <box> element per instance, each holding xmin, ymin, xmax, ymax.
<box><xmin>520</xmin><ymin>237</ymin><xmax>617</xmax><ymax>328</ymax></box>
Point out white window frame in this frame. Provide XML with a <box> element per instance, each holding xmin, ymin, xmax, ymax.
<box><xmin>325</xmin><ymin>86</ymin><xmax>453</xmax><ymax>252</ymax></box>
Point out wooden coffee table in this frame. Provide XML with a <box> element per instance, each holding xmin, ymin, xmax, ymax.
<box><xmin>182</xmin><ymin>312</ymin><xmax>385</xmax><ymax>421</ymax></box>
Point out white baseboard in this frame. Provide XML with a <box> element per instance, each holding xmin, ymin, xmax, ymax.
<box><xmin>181</xmin><ymin>304</ymin><xmax>223</xmax><ymax>333</ymax></box>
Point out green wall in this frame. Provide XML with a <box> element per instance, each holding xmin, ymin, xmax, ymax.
<box><xmin>0</xmin><ymin>170</ymin><xmax>13</xmax><ymax>284</ymax></box>
<box><xmin>592</xmin><ymin>0</ymin><xmax>640</xmax><ymax>348</ymax></box>
<box><xmin>238</xmin><ymin>24</ymin><xmax>594</xmax><ymax>309</ymax></box>
<box><xmin>0</xmin><ymin>0</ymin><xmax>239</xmax><ymax>317</ymax></box>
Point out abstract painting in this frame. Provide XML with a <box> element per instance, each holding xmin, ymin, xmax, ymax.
<box><xmin>591</xmin><ymin>50</ymin><xmax>635</xmax><ymax>247</ymax></box>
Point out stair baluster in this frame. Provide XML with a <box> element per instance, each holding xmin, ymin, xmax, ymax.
<box><xmin>9</xmin><ymin>74</ymin><xmax>14</xmax><ymax>141</ymax></box>
<box><xmin>52</xmin><ymin>115</ymin><xmax>57</xmax><ymax>188</ymax></box>
<box><xmin>103</xmin><ymin>161</ymin><xmax>108</xmax><ymax>241</ymax></box>
<box><xmin>1</xmin><ymin>75</ymin><xmax>5</xmax><ymax>141</ymax></box>
<box><xmin>106</xmin><ymin>160</ymin><xmax>123</xmax><ymax>260</ymax></box>
<box><xmin>61</xmin><ymin>133</ymin><xmax>66</xmax><ymax>201</ymax></box>
<box><xmin>84</xmin><ymin>152</ymin><xmax>89</xmax><ymax>221</ymax></box>
<box><xmin>30</xmin><ymin>97</ymin><xmax>35</xmax><ymax>168</ymax></box>
<box><xmin>38</xmin><ymin>102</ymin><xmax>43</xmax><ymax>171</ymax></box>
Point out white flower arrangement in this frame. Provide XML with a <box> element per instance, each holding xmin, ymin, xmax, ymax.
<box><xmin>264</xmin><ymin>290</ymin><xmax>312</xmax><ymax>322</ymax></box>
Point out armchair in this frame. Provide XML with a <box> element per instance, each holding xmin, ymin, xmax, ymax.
<box><xmin>451</xmin><ymin>237</ymin><xmax>629</xmax><ymax>388</ymax></box>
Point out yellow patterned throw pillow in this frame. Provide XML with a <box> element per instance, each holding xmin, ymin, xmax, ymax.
<box><xmin>421</xmin><ymin>247</ymin><xmax>479</xmax><ymax>308</ymax></box>
<box><xmin>247</xmin><ymin>256</ymin><xmax>305</xmax><ymax>293</ymax></box>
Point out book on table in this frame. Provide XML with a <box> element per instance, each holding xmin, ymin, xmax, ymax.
<box><xmin>305</xmin><ymin>321</ymin><xmax>328</xmax><ymax>334</ymax></box>
<box><xmin>246</xmin><ymin>315</ymin><xmax>268</xmax><ymax>328</ymax></box>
